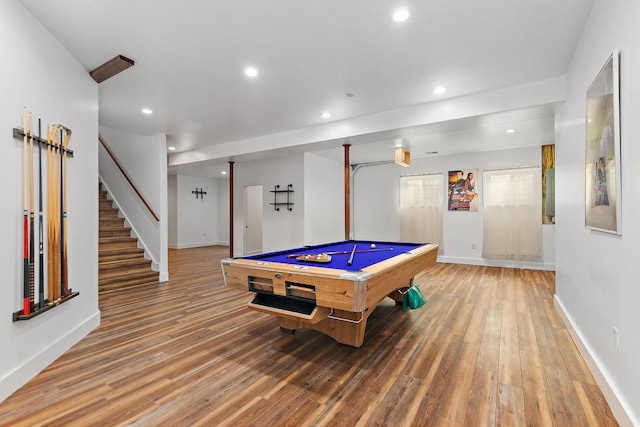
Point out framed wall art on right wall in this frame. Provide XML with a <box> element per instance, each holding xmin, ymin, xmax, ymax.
<box><xmin>585</xmin><ymin>50</ymin><xmax>622</xmax><ymax>235</ymax></box>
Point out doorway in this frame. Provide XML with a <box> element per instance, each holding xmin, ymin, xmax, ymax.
<box><xmin>244</xmin><ymin>185</ymin><xmax>263</xmax><ymax>255</ymax></box>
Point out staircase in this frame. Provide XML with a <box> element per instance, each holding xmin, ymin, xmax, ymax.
<box><xmin>99</xmin><ymin>184</ymin><xmax>159</xmax><ymax>292</ymax></box>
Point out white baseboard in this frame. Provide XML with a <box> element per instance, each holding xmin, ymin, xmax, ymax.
<box><xmin>437</xmin><ymin>256</ymin><xmax>555</xmax><ymax>271</ymax></box>
<box><xmin>554</xmin><ymin>296</ymin><xmax>636</xmax><ymax>427</ymax></box>
<box><xmin>170</xmin><ymin>241</ymin><xmax>228</xmax><ymax>249</ymax></box>
<box><xmin>0</xmin><ymin>311</ymin><xmax>100</xmax><ymax>403</ymax></box>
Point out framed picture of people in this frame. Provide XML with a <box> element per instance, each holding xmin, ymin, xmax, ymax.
<box><xmin>585</xmin><ymin>51</ymin><xmax>621</xmax><ymax>234</ymax></box>
<box><xmin>448</xmin><ymin>169</ymin><xmax>478</xmax><ymax>211</ymax></box>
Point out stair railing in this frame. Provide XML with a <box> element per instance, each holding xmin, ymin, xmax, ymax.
<box><xmin>98</xmin><ymin>136</ymin><xmax>159</xmax><ymax>222</ymax></box>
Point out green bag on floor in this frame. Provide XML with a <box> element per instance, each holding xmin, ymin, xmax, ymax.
<box><xmin>402</xmin><ymin>284</ymin><xmax>426</xmax><ymax>312</ymax></box>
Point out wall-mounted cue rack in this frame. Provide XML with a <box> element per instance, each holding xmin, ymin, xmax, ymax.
<box><xmin>270</xmin><ymin>184</ymin><xmax>294</xmax><ymax>211</ymax></box>
<box><xmin>11</xmin><ymin>110</ymin><xmax>79</xmax><ymax>322</ymax></box>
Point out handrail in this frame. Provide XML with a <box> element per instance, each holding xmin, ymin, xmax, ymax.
<box><xmin>98</xmin><ymin>136</ymin><xmax>160</xmax><ymax>222</ymax></box>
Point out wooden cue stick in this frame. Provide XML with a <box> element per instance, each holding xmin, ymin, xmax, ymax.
<box><xmin>28</xmin><ymin>113</ymin><xmax>35</xmax><ymax>310</ymax></box>
<box><xmin>60</xmin><ymin>127</ymin><xmax>71</xmax><ymax>296</ymax></box>
<box><xmin>286</xmin><ymin>247</ymin><xmax>393</xmax><ymax>258</ymax></box>
<box><xmin>52</xmin><ymin>128</ymin><xmax>60</xmax><ymax>301</ymax></box>
<box><xmin>46</xmin><ymin>125</ymin><xmax>55</xmax><ymax>303</ymax></box>
<box><xmin>22</xmin><ymin>108</ymin><xmax>30</xmax><ymax>315</ymax></box>
<box><xmin>347</xmin><ymin>243</ymin><xmax>357</xmax><ymax>266</ymax></box>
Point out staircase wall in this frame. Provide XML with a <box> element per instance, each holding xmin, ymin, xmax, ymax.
<box><xmin>98</xmin><ymin>126</ymin><xmax>168</xmax><ymax>282</ymax></box>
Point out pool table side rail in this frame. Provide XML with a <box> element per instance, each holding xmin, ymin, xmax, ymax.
<box><xmin>360</xmin><ymin>243</ymin><xmax>438</xmax><ymax>309</ymax></box>
<box><xmin>221</xmin><ymin>260</ymin><xmax>368</xmax><ymax>312</ymax></box>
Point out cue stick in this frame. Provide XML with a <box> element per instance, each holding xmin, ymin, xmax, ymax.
<box><xmin>347</xmin><ymin>243</ymin><xmax>357</xmax><ymax>266</ymax></box>
<box><xmin>22</xmin><ymin>108</ymin><xmax>30</xmax><ymax>315</ymax></box>
<box><xmin>37</xmin><ymin>117</ymin><xmax>45</xmax><ymax>309</ymax></box>
<box><xmin>47</xmin><ymin>124</ymin><xmax>56</xmax><ymax>303</ymax></box>
<box><xmin>28</xmin><ymin>113</ymin><xmax>35</xmax><ymax>310</ymax></box>
<box><xmin>59</xmin><ymin>125</ymin><xmax>71</xmax><ymax>297</ymax></box>
<box><xmin>286</xmin><ymin>247</ymin><xmax>394</xmax><ymax>258</ymax></box>
<box><xmin>51</xmin><ymin>127</ymin><xmax>61</xmax><ymax>301</ymax></box>
<box><xmin>58</xmin><ymin>126</ymin><xmax>64</xmax><ymax>298</ymax></box>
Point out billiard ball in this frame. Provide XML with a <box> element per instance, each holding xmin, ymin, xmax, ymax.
<box><xmin>370</xmin><ymin>243</ymin><xmax>376</xmax><ymax>249</ymax></box>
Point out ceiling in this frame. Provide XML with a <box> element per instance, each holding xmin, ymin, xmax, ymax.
<box><xmin>21</xmin><ymin>0</ymin><xmax>594</xmax><ymax>175</ymax></box>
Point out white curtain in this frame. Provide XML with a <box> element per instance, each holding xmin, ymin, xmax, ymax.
<box><xmin>399</xmin><ymin>174</ymin><xmax>444</xmax><ymax>251</ymax></box>
<box><xmin>482</xmin><ymin>167</ymin><xmax>542</xmax><ymax>261</ymax></box>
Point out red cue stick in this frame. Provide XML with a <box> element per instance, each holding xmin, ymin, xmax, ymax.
<box><xmin>22</xmin><ymin>108</ymin><xmax>30</xmax><ymax>315</ymax></box>
<box><xmin>286</xmin><ymin>247</ymin><xmax>393</xmax><ymax>258</ymax></box>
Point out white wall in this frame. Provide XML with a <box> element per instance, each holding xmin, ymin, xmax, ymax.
<box><xmin>304</xmin><ymin>153</ymin><xmax>344</xmax><ymax>245</ymax></box>
<box><xmin>232</xmin><ymin>155</ymin><xmax>305</xmax><ymax>256</ymax></box>
<box><xmin>555</xmin><ymin>0</ymin><xmax>640</xmax><ymax>424</ymax></box>
<box><xmin>98</xmin><ymin>126</ymin><xmax>168</xmax><ymax>281</ymax></box>
<box><xmin>171</xmin><ymin>175</ymin><xmax>218</xmax><ymax>248</ymax></box>
<box><xmin>352</xmin><ymin>146</ymin><xmax>555</xmax><ymax>269</ymax></box>
<box><xmin>0</xmin><ymin>0</ymin><xmax>99</xmax><ymax>402</ymax></box>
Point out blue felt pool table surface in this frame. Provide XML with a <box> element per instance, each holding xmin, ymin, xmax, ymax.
<box><xmin>245</xmin><ymin>240</ymin><xmax>424</xmax><ymax>271</ymax></box>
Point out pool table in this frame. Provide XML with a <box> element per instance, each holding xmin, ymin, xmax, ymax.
<box><xmin>221</xmin><ymin>240</ymin><xmax>438</xmax><ymax>347</ymax></box>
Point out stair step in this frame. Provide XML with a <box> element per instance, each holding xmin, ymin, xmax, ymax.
<box><xmin>99</xmin><ymin>270</ymin><xmax>158</xmax><ymax>288</ymax></box>
<box><xmin>99</xmin><ymin>236</ymin><xmax>139</xmax><ymax>250</ymax></box>
<box><xmin>99</xmin><ymin>258</ymin><xmax>152</xmax><ymax>273</ymax></box>
<box><xmin>99</xmin><ymin>227</ymin><xmax>131</xmax><ymax>238</ymax></box>
<box><xmin>99</xmin><ymin>246</ymin><xmax>145</xmax><ymax>261</ymax></box>
<box><xmin>98</xmin><ymin>218</ymin><xmax>129</xmax><ymax>230</ymax></box>
<box><xmin>98</xmin><ymin>182</ymin><xmax>158</xmax><ymax>292</ymax></box>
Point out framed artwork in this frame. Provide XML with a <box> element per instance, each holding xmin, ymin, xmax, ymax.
<box><xmin>585</xmin><ymin>51</ymin><xmax>621</xmax><ymax>234</ymax></box>
<box><xmin>448</xmin><ymin>169</ymin><xmax>478</xmax><ymax>211</ymax></box>
<box><xmin>542</xmin><ymin>144</ymin><xmax>555</xmax><ymax>224</ymax></box>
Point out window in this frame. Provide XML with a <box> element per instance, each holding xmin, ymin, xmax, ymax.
<box><xmin>399</xmin><ymin>174</ymin><xmax>444</xmax><ymax>250</ymax></box>
<box><xmin>482</xmin><ymin>167</ymin><xmax>542</xmax><ymax>261</ymax></box>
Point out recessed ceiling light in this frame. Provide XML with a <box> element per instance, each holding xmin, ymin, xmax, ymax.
<box><xmin>141</xmin><ymin>108</ymin><xmax>153</xmax><ymax>114</ymax></box>
<box><xmin>221</xmin><ymin>171</ymin><xmax>227</xmax><ymax>175</ymax></box>
<box><xmin>167</xmin><ymin>146</ymin><xmax>176</xmax><ymax>151</ymax></box>
<box><xmin>506</xmin><ymin>128</ymin><xmax>516</xmax><ymax>134</ymax></box>
<box><xmin>244</xmin><ymin>66</ymin><xmax>258</xmax><ymax>77</ymax></box>
<box><xmin>432</xmin><ymin>86</ymin><xmax>447</xmax><ymax>95</ymax></box>
<box><xmin>392</xmin><ymin>9</ymin><xmax>410</xmax><ymax>22</ymax></box>
<box><xmin>321</xmin><ymin>112</ymin><xmax>332</xmax><ymax>119</ymax></box>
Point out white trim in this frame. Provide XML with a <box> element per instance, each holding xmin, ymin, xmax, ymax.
<box><xmin>436</xmin><ymin>256</ymin><xmax>555</xmax><ymax>271</ymax></box>
<box><xmin>554</xmin><ymin>296</ymin><xmax>636</xmax><ymax>427</ymax></box>
<box><xmin>0</xmin><ymin>311</ymin><xmax>100</xmax><ymax>403</ymax></box>
<box><xmin>170</xmin><ymin>242</ymin><xmax>222</xmax><ymax>249</ymax></box>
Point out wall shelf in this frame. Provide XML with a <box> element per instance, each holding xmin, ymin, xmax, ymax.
<box><xmin>270</xmin><ymin>184</ymin><xmax>294</xmax><ymax>211</ymax></box>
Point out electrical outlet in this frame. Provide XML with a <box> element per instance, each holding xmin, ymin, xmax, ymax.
<box><xmin>471</xmin><ymin>243</ymin><xmax>477</xmax><ymax>249</ymax></box>
<box><xmin>612</xmin><ymin>327</ymin><xmax>619</xmax><ymax>353</ymax></box>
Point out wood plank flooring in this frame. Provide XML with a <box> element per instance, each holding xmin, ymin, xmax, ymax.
<box><xmin>0</xmin><ymin>246</ymin><xmax>619</xmax><ymax>426</ymax></box>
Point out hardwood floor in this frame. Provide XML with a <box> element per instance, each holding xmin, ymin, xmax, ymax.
<box><xmin>0</xmin><ymin>246</ymin><xmax>618</xmax><ymax>426</ymax></box>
